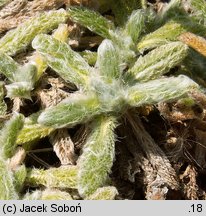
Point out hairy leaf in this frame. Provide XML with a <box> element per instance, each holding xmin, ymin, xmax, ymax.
<box><xmin>80</xmin><ymin>51</ymin><xmax>97</xmax><ymax>65</ymax></box>
<box><xmin>38</xmin><ymin>93</ymin><xmax>101</xmax><ymax>128</ymax></box>
<box><xmin>5</xmin><ymin>82</ymin><xmax>33</xmax><ymax>99</ymax></box>
<box><xmin>0</xmin><ymin>113</ymin><xmax>24</xmax><ymax>159</ymax></box>
<box><xmin>190</xmin><ymin>0</ymin><xmax>206</xmax><ymax>22</ymax></box>
<box><xmin>137</xmin><ymin>21</ymin><xmax>186</xmax><ymax>52</ymax></box>
<box><xmin>0</xmin><ymin>52</ymin><xmax>19</xmax><ymax>82</ymax></box>
<box><xmin>31</xmin><ymin>24</ymin><xmax>70</xmax><ymax>82</ymax></box>
<box><xmin>26</xmin><ymin>166</ymin><xmax>77</xmax><ymax>188</ymax></box>
<box><xmin>0</xmin><ymin>9</ymin><xmax>69</xmax><ymax>56</ymax></box>
<box><xmin>87</xmin><ymin>186</ymin><xmax>118</xmax><ymax>200</ymax></box>
<box><xmin>128</xmin><ymin>42</ymin><xmax>188</xmax><ymax>82</ymax></box>
<box><xmin>16</xmin><ymin>124</ymin><xmax>54</xmax><ymax>145</ymax></box>
<box><xmin>124</xmin><ymin>9</ymin><xmax>145</xmax><ymax>43</ymax></box>
<box><xmin>96</xmin><ymin>39</ymin><xmax>120</xmax><ymax>82</ymax></box>
<box><xmin>127</xmin><ymin>75</ymin><xmax>199</xmax><ymax>107</ymax></box>
<box><xmin>52</xmin><ymin>24</ymin><xmax>69</xmax><ymax>43</ymax></box>
<box><xmin>0</xmin><ymin>159</ymin><xmax>18</xmax><ymax>199</ymax></box>
<box><xmin>68</xmin><ymin>7</ymin><xmax>115</xmax><ymax>39</ymax></box>
<box><xmin>78</xmin><ymin>116</ymin><xmax>117</xmax><ymax>197</ymax></box>
<box><xmin>24</xmin><ymin>189</ymin><xmax>73</xmax><ymax>200</ymax></box>
<box><xmin>14</xmin><ymin>63</ymin><xmax>37</xmax><ymax>84</ymax></box>
<box><xmin>32</xmin><ymin>34</ymin><xmax>91</xmax><ymax>87</ymax></box>
<box><xmin>13</xmin><ymin>165</ymin><xmax>27</xmax><ymax>192</ymax></box>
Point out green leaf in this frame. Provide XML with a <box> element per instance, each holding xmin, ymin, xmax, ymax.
<box><xmin>24</xmin><ymin>189</ymin><xmax>73</xmax><ymax>200</ymax></box>
<box><xmin>14</xmin><ymin>63</ymin><xmax>37</xmax><ymax>84</ymax></box>
<box><xmin>137</xmin><ymin>18</ymin><xmax>206</xmax><ymax>52</ymax></box>
<box><xmin>16</xmin><ymin>112</ymin><xmax>54</xmax><ymax>149</ymax></box>
<box><xmin>0</xmin><ymin>113</ymin><xmax>24</xmax><ymax>159</ymax></box>
<box><xmin>38</xmin><ymin>93</ymin><xmax>101</xmax><ymax>128</ymax></box>
<box><xmin>5</xmin><ymin>62</ymin><xmax>37</xmax><ymax>99</ymax></box>
<box><xmin>111</xmin><ymin>0</ymin><xmax>142</xmax><ymax>25</ymax></box>
<box><xmin>5</xmin><ymin>82</ymin><xmax>33</xmax><ymax>99</ymax></box>
<box><xmin>78</xmin><ymin>116</ymin><xmax>117</xmax><ymax>197</ymax></box>
<box><xmin>127</xmin><ymin>75</ymin><xmax>199</xmax><ymax>107</ymax></box>
<box><xmin>86</xmin><ymin>186</ymin><xmax>118</xmax><ymax>200</ymax></box>
<box><xmin>80</xmin><ymin>51</ymin><xmax>97</xmax><ymax>65</ymax></box>
<box><xmin>13</xmin><ymin>165</ymin><xmax>27</xmax><ymax>193</ymax></box>
<box><xmin>0</xmin><ymin>52</ymin><xmax>20</xmax><ymax>82</ymax></box>
<box><xmin>52</xmin><ymin>24</ymin><xmax>69</xmax><ymax>43</ymax></box>
<box><xmin>127</xmin><ymin>42</ymin><xmax>188</xmax><ymax>83</ymax></box>
<box><xmin>159</xmin><ymin>0</ymin><xmax>185</xmax><ymax>22</ymax></box>
<box><xmin>26</xmin><ymin>166</ymin><xmax>77</xmax><ymax>189</ymax></box>
<box><xmin>32</xmin><ymin>34</ymin><xmax>91</xmax><ymax>88</ymax></box>
<box><xmin>137</xmin><ymin>21</ymin><xmax>186</xmax><ymax>52</ymax></box>
<box><xmin>96</xmin><ymin>39</ymin><xmax>121</xmax><ymax>82</ymax></box>
<box><xmin>124</xmin><ymin>9</ymin><xmax>145</xmax><ymax>43</ymax></box>
<box><xmin>190</xmin><ymin>0</ymin><xmax>206</xmax><ymax>22</ymax></box>
<box><xmin>0</xmin><ymin>159</ymin><xmax>18</xmax><ymax>199</ymax></box>
<box><xmin>16</xmin><ymin>124</ymin><xmax>54</xmax><ymax>145</ymax></box>
<box><xmin>41</xmin><ymin>189</ymin><xmax>73</xmax><ymax>200</ymax></box>
<box><xmin>108</xmin><ymin>30</ymin><xmax>136</xmax><ymax>63</ymax></box>
<box><xmin>0</xmin><ymin>9</ymin><xmax>69</xmax><ymax>56</ymax></box>
<box><xmin>68</xmin><ymin>7</ymin><xmax>115</xmax><ymax>39</ymax></box>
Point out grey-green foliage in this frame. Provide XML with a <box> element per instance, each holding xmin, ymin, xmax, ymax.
<box><xmin>86</xmin><ymin>186</ymin><xmax>118</xmax><ymax>200</ymax></box>
<box><xmin>6</xmin><ymin>81</ymin><xmax>33</xmax><ymax>99</ymax></box>
<box><xmin>190</xmin><ymin>0</ymin><xmax>206</xmax><ymax>23</ymax></box>
<box><xmin>0</xmin><ymin>113</ymin><xmax>25</xmax><ymax>200</ymax></box>
<box><xmin>13</xmin><ymin>165</ymin><xmax>27</xmax><ymax>192</ymax></box>
<box><xmin>32</xmin><ymin>33</ymin><xmax>198</xmax><ymax>197</ymax></box>
<box><xmin>0</xmin><ymin>52</ymin><xmax>19</xmax><ymax>81</ymax></box>
<box><xmin>24</xmin><ymin>189</ymin><xmax>73</xmax><ymax>200</ymax></box>
<box><xmin>0</xmin><ymin>113</ymin><xmax>24</xmax><ymax>159</ymax></box>
<box><xmin>32</xmin><ymin>34</ymin><xmax>90</xmax><ymax>88</ymax></box>
<box><xmin>68</xmin><ymin>7</ymin><xmax>115</xmax><ymax>39</ymax></box>
<box><xmin>16</xmin><ymin>112</ymin><xmax>54</xmax><ymax>146</ymax></box>
<box><xmin>0</xmin><ymin>52</ymin><xmax>37</xmax><ymax>99</ymax></box>
<box><xmin>26</xmin><ymin>166</ymin><xmax>77</xmax><ymax>189</ymax></box>
<box><xmin>5</xmin><ymin>62</ymin><xmax>37</xmax><ymax>99</ymax></box>
<box><xmin>124</xmin><ymin>9</ymin><xmax>146</xmax><ymax>43</ymax></box>
<box><xmin>127</xmin><ymin>75</ymin><xmax>198</xmax><ymax>107</ymax></box>
<box><xmin>128</xmin><ymin>42</ymin><xmax>188</xmax><ymax>83</ymax></box>
<box><xmin>80</xmin><ymin>51</ymin><xmax>97</xmax><ymax>66</ymax></box>
<box><xmin>0</xmin><ymin>159</ymin><xmax>18</xmax><ymax>199</ymax></box>
<box><xmin>96</xmin><ymin>39</ymin><xmax>121</xmax><ymax>83</ymax></box>
<box><xmin>68</xmin><ymin>7</ymin><xmax>145</xmax><ymax>63</ymax></box>
<box><xmin>158</xmin><ymin>0</ymin><xmax>185</xmax><ymax>22</ymax></box>
<box><xmin>78</xmin><ymin>116</ymin><xmax>117</xmax><ymax>196</ymax></box>
<box><xmin>137</xmin><ymin>21</ymin><xmax>186</xmax><ymax>52</ymax></box>
<box><xmin>0</xmin><ymin>9</ymin><xmax>69</xmax><ymax>56</ymax></box>
<box><xmin>136</xmin><ymin>0</ymin><xmax>206</xmax><ymax>52</ymax></box>
<box><xmin>68</xmin><ymin>3</ymin><xmax>206</xmax><ymax>57</ymax></box>
<box><xmin>38</xmin><ymin>93</ymin><xmax>100</xmax><ymax>128</ymax></box>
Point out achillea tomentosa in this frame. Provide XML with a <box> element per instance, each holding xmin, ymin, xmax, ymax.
<box><xmin>0</xmin><ymin>0</ymin><xmax>205</xmax><ymax>200</ymax></box>
<box><xmin>32</xmin><ymin>36</ymin><xmax>197</xmax><ymax>198</ymax></box>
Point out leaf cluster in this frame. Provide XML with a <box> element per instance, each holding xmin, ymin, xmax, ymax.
<box><xmin>0</xmin><ymin>0</ymin><xmax>205</xmax><ymax>200</ymax></box>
